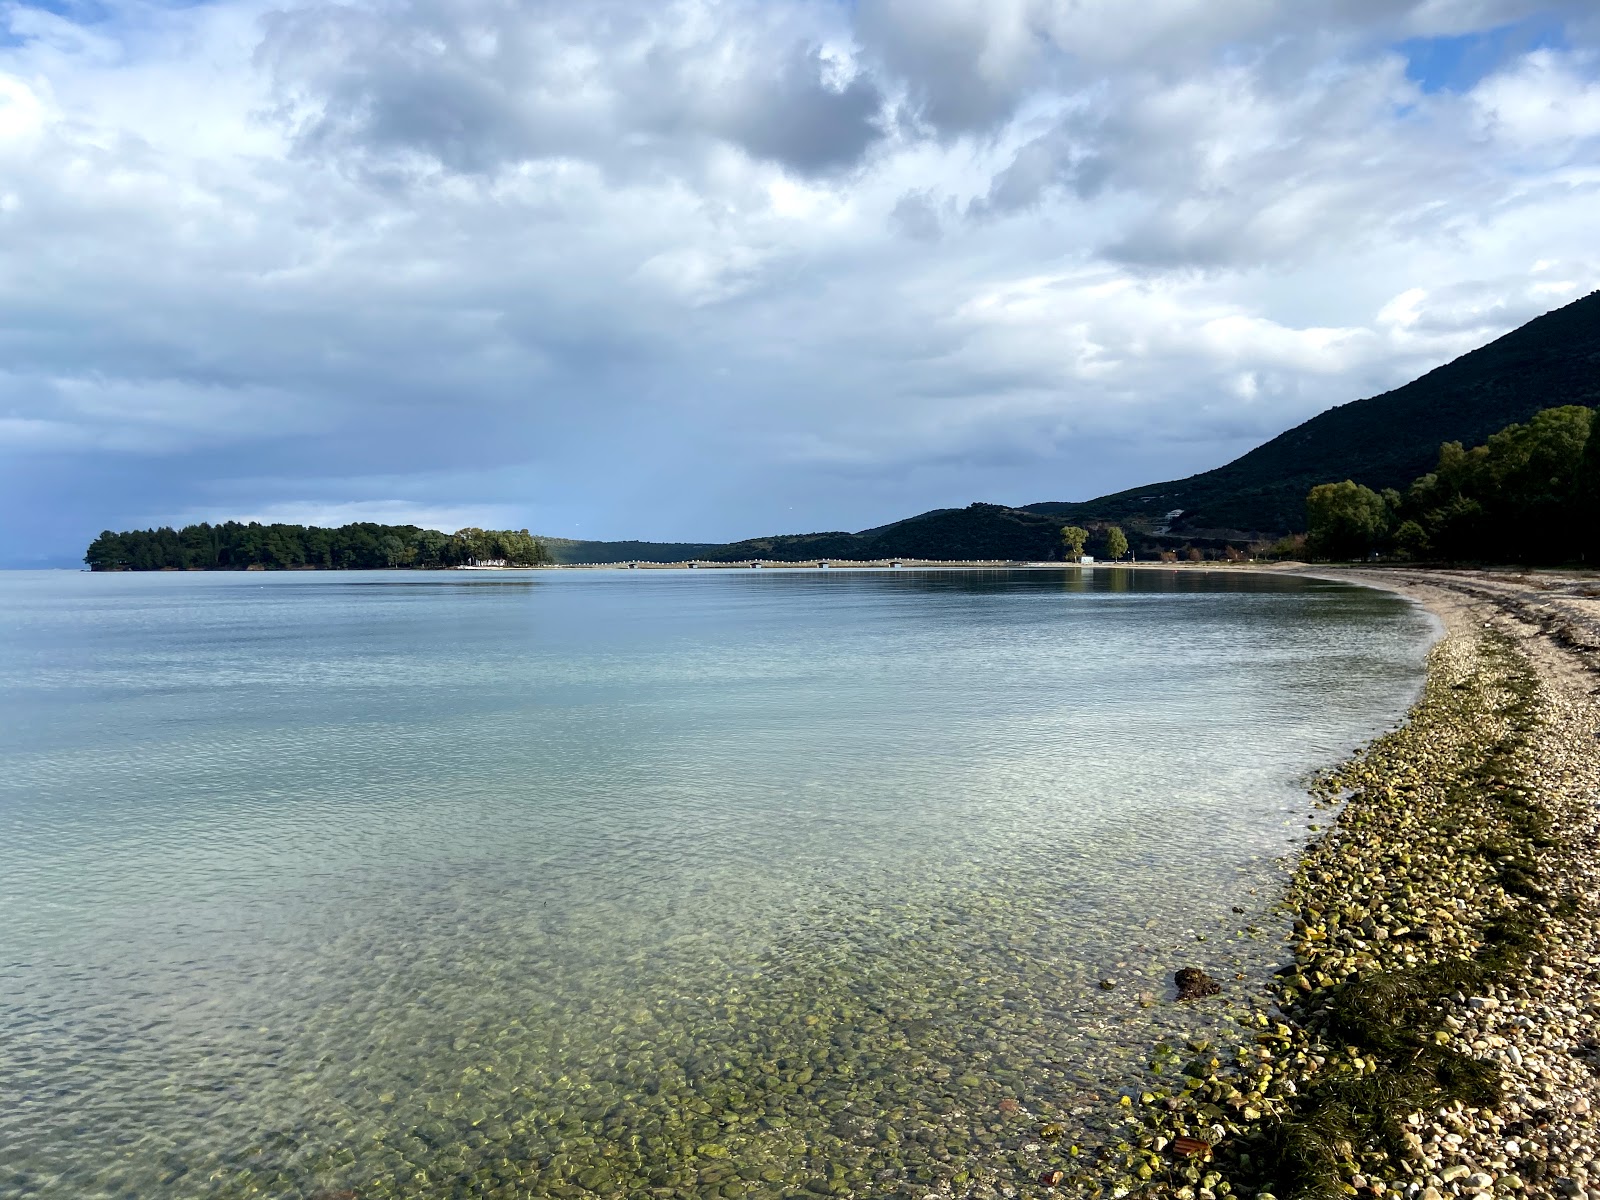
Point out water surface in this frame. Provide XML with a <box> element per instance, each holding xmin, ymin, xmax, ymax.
<box><xmin>0</xmin><ymin>568</ymin><xmax>1434</xmax><ymax>1199</ymax></box>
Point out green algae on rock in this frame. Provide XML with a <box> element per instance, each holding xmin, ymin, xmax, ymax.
<box><xmin>1070</xmin><ymin>626</ymin><xmax>1589</xmax><ymax>1200</ymax></box>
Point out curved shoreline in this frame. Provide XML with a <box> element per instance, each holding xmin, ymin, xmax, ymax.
<box><xmin>1310</xmin><ymin>570</ymin><xmax>1600</xmax><ymax>1200</ymax></box>
<box><xmin>1062</xmin><ymin>567</ymin><xmax>1600</xmax><ymax>1200</ymax></box>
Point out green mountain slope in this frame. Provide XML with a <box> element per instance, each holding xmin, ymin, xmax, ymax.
<box><xmin>1022</xmin><ymin>289</ymin><xmax>1600</xmax><ymax>538</ymax></box>
<box><xmin>546</xmin><ymin>289</ymin><xmax>1600</xmax><ymax>562</ymax></box>
<box><xmin>712</xmin><ymin>505</ymin><xmax>1065</xmax><ymax>561</ymax></box>
<box><xmin>546</xmin><ymin>505</ymin><xmax>1071</xmax><ymax>564</ymax></box>
<box><xmin>541</xmin><ymin>514</ymin><xmax>1037</xmax><ymax>564</ymax></box>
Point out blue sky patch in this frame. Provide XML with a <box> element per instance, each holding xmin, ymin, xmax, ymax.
<box><xmin>10</xmin><ymin>0</ymin><xmax>108</xmax><ymax>19</ymax></box>
<box><xmin>1398</xmin><ymin>14</ymin><xmax>1571</xmax><ymax>94</ymax></box>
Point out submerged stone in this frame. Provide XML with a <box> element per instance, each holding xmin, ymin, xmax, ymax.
<box><xmin>1173</xmin><ymin>969</ymin><xmax>1221</xmax><ymax>1000</ymax></box>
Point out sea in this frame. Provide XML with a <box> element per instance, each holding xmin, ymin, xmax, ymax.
<box><xmin>0</xmin><ymin>567</ymin><xmax>1436</xmax><ymax>1199</ymax></box>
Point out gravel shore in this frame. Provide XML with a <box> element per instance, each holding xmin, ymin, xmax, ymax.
<box><xmin>1321</xmin><ymin>571</ymin><xmax>1600</xmax><ymax>1200</ymax></box>
<box><xmin>1062</xmin><ymin>568</ymin><xmax>1600</xmax><ymax>1200</ymax></box>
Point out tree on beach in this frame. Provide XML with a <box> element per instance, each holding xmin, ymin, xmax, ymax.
<box><xmin>498</xmin><ymin>529</ymin><xmax>553</xmax><ymax>566</ymax></box>
<box><xmin>1060</xmin><ymin>525</ymin><xmax>1088</xmax><ymax>560</ymax></box>
<box><xmin>1574</xmin><ymin>411</ymin><xmax>1600</xmax><ymax>562</ymax></box>
<box><xmin>1393</xmin><ymin>405</ymin><xmax>1591</xmax><ymax>562</ymax></box>
<box><xmin>1306</xmin><ymin>480</ymin><xmax>1388</xmax><ymax>559</ymax></box>
<box><xmin>1393</xmin><ymin>520</ymin><xmax>1430</xmax><ymax>559</ymax></box>
<box><xmin>379</xmin><ymin>534</ymin><xmax>409</xmax><ymax>568</ymax></box>
<box><xmin>1105</xmin><ymin>527</ymin><xmax>1129</xmax><ymax>561</ymax></box>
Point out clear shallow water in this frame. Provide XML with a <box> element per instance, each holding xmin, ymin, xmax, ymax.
<box><xmin>0</xmin><ymin>568</ymin><xmax>1434</xmax><ymax>1199</ymax></box>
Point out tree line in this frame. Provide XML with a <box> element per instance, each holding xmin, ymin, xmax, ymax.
<box><xmin>84</xmin><ymin>522</ymin><xmax>553</xmax><ymax>571</ymax></box>
<box><xmin>1059</xmin><ymin>525</ymin><xmax>1131</xmax><ymax>561</ymax></box>
<box><xmin>1306</xmin><ymin>404</ymin><xmax>1596</xmax><ymax>563</ymax></box>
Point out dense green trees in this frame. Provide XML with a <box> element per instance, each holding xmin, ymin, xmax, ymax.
<box><xmin>1413</xmin><ymin>405</ymin><xmax>1590</xmax><ymax>562</ymax></box>
<box><xmin>1306</xmin><ymin>481</ymin><xmax>1389</xmax><ymax>559</ymax></box>
<box><xmin>85</xmin><ymin>522</ymin><xmax>553</xmax><ymax>571</ymax></box>
<box><xmin>1060</xmin><ymin>525</ymin><xmax>1088</xmax><ymax>559</ymax></box>
<box><xmin>1306</xmin><ymin>404</ymin><xmax>1594</xmax><ymax>564</ymax></box>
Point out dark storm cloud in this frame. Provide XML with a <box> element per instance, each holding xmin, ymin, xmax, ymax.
<box><xmin>853</xmin><ymin>0</ymin><xmax>1048</xmax><ymax>136</ymax></box>
<box><xmin>970</xmin><ymin>121</ymin><xmax>1109</xmax><ymax>215</ymax></box>
<box><xmin>712</xmin><ymin>45</ymin><xmax>886</xmax><ymax>175</ymax></box>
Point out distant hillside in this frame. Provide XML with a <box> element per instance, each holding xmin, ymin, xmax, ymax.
<box><xmin>539</xmin><ymin>536</ymin><xmax>722</xmax><ymax>565</ymax></box>
<box><xmin>709</xmin><ymin>504</ymin><xmax>1068</xmax><ymax>561</ymax></box>
<box><xmin>542</xmin><ymin>290</ymin><xmax>1600</xmax><ymax>563</ymax></box>
<box><xmin>1023</xmin><ymin>289</ymin><xmax>1600</xmax><ymax>539</ymax></box>
<box><xmin>540</xmin><ymin>506</ymin><xmax>1069</xmax><ymax>564</ymax></box>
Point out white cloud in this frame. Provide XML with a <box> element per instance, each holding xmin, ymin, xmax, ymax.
<box><xmin>0</xmin><ymin>71</ymin><xmax>49</xmax><ymax>141</ymax></box>
<box><xmin>0</xmin><ymin>0</ymin><xmax>1598</xmax><ymax>562</ymax></box>
<box><xmin>1472</xmin><ymin>48</ymin><xmax>1600</xmax><ymax>145</ymax></box>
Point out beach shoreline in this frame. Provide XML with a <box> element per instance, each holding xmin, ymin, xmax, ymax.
<box><xmin>1326</xmin><ymin>568</ymin><xmax>1600</xmax><ymax>1177</ymax></box>
<box><xmin>1074</xmin><ymin>567</ymin><xmax>1600</xmax><ymax>1200</ymax></box>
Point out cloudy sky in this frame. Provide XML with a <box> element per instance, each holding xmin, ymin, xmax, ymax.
<box><xmin>2</xmin><ymin>0</ymin><xmax>1598</xmax><ymax>564</ymax></box>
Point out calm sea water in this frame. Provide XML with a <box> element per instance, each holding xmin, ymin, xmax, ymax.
<box><xmin>0</xmin><ymin>568</ymin><xmax>1434</xmax><ymax>1200</ymax></box>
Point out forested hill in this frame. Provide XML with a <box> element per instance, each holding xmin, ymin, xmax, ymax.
<box><xmin>1023</xmin><ymin>289</ymin><xmax>1600</xmax><ymax>539</ymax></box>
<box><xmin>85</xmin><ymin>523</ymin><xmax>551</xmax><ymax>570</ymax></box>
<box><xmin>546</xmin><ymin>504</ymin><xmax>1074</xmax><ymax>564</ymax></box>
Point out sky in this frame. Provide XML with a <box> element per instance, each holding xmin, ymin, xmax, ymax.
<box><xmin>2</xmin><ymin>0</ymin><xmax>1598</xmax><ymax>565</ymax></box>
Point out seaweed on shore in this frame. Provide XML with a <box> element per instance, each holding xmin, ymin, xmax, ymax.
<box><xmin>1076</xmin><ymin>629</ymin><xmax>1560</xmax><ymax>1200</ymax></box>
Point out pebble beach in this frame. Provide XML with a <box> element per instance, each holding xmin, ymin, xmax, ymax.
<box><xmin>1057</xmin><ymin>569</ymin><xmax>1600</xmax><ymax>1200</ymax></box>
